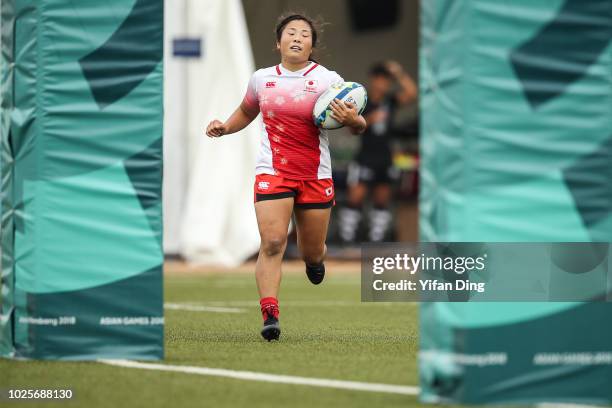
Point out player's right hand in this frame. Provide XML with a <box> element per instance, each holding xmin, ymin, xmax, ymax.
<box><xmin>206</xmin><ymin>120</ymin><xmax>226</xmax><ymax>138</ymax></box>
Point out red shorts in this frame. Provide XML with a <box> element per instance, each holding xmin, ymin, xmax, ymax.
<box><xmin>254</xmin><ymin>174</ymin><xmax>335</xmax><ymax>208</ymax></box>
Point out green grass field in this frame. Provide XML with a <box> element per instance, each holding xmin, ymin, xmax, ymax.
<box><xmin>0</xmin><ymin>265</ymin><xmax>476</xmax><ymax>407</ymax></box>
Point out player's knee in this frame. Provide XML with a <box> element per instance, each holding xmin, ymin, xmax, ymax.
<box><xmin>301</xmin><ymin>246</ymin><xmax>325</xmax><ymax>265</ymax></box>
<box><xmin>260</xmin><ymin>235</ymin><xmax>287</xmax><ymax>257</ymax></box>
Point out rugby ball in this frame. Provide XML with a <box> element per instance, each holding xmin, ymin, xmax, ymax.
<box><xmin>313</xmin><ymin>81</ymin><xmax>367</xmax><ymax>129</ymax></box>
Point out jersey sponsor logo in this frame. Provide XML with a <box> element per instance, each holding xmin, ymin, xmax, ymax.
<box><xmin>304</xmin><ymin>79</ymin><xmax>318</xmax><ymax>93</ymax></box>
<box><xmin>265</xmin><ymin>81</ymin><xmax>276</xmax><ymax>88</ymax></box>
<box><xmin>325</xmin><ymin>186</ymin><xmax>333</xmax><ymax>196</ymax></box>
<box><xmin>258</xmin><ymin>181</ymin><xmax>270</xmax><ymax>190</ymax></box>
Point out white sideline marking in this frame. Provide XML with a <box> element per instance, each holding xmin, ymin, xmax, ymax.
<box><xmin>99</xmin><ymin>359</ymin><xmax>419</xmax><ymax>396</ymax></box>
<box><xmin>97</xmin><ymin>360</ymin><xmax>601</xmax><ymax>406</ymax></box>
<box><xmin>164</xmin><ymin>303</ymin><xmax>244</xmax><ymax>313</ymax></box>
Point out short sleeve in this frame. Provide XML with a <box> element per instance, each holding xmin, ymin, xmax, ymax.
<box><xmin>329</xmin><ymin>71</ymin><xmax>344</xmax><ymax>87</ymax></box>
<box><xmin>242</xmin><ymin>72</ymin><xmax>259</xmax><ymax>111</ymax></box>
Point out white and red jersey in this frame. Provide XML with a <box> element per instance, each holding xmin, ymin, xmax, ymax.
<box><xmin>242</xmin><ymin>62</ymin><xmax>343</xmax><ymax>180</ymax></box>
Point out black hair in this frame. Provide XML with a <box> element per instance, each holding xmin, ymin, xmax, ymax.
<box><xmin>369</xmin><ymin>62</ymin><xmax>393</xmax><ymax>79</ymax></box>
<box><xmin>275</xmin><ymin>13</ymin><xmax>323</xmax><ymax>62</ymax></box>
<box><xmin>275</xmin><ymin>13</ymin><xmax>319</xmax><ymax>47</ymax></box>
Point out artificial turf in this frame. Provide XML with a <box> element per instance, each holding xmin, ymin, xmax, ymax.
<box><xmin>0</xmin><ymin>267</ymin><xmax>499</xmax><ymax>408</ymax></box>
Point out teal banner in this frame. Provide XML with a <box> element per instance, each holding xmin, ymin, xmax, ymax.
<box><xmin>419</xmin><ymin>0</ymin><xmax>612</xmax><ymax>405</ymax></box>
<box><xmin>0</xmin><ymin>0</ymin><xmax>164</xmax><ymax>360</ymax></box>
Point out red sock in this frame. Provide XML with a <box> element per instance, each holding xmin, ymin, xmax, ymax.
<box><xmin>259</xmin><ymin>297</ymin><xmax>279</xmax><ymax>320</ymax></box>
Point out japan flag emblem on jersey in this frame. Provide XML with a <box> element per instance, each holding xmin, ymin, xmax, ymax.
<box><xmin>304</xmin><ymin>79</ymin><xmax>318</xmax><ymax>93</ymax></box>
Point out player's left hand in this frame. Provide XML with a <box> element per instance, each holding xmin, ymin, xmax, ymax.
<box><xmin>330</xmin><ymin>98</ymin><xmax>359</xmax><ymax>127</ymax></box>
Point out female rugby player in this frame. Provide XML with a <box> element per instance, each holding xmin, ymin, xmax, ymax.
<box><xmin>205</xmin><ymin>13</ymin><xmax>366</xmax><ymax>341</ymax></box>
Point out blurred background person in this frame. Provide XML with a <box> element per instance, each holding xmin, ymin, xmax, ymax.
<box><xmin>338</xmin><ymin>61</ymin><xmax>417</xmax><ymax>243</ymax></box>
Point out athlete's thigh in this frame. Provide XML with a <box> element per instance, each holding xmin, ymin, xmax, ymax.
<box><xmin>347</xmin><ymin>182</ymin><xmax>368</xmax><ymax>205</ymax></box>
<box><xmin>372</xmin><ymin>183</ymin><xmax>392</xmax><ymax>206</ymax></box>
<box><xmin>294</xmin><ymin>207</ymin><xmax>332</xmax><ymax>249</ymax></box>
<box><xmin>255</xmin><ymin>198</ymin><xmax>294</xmax><ymax>239</ymax></box>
